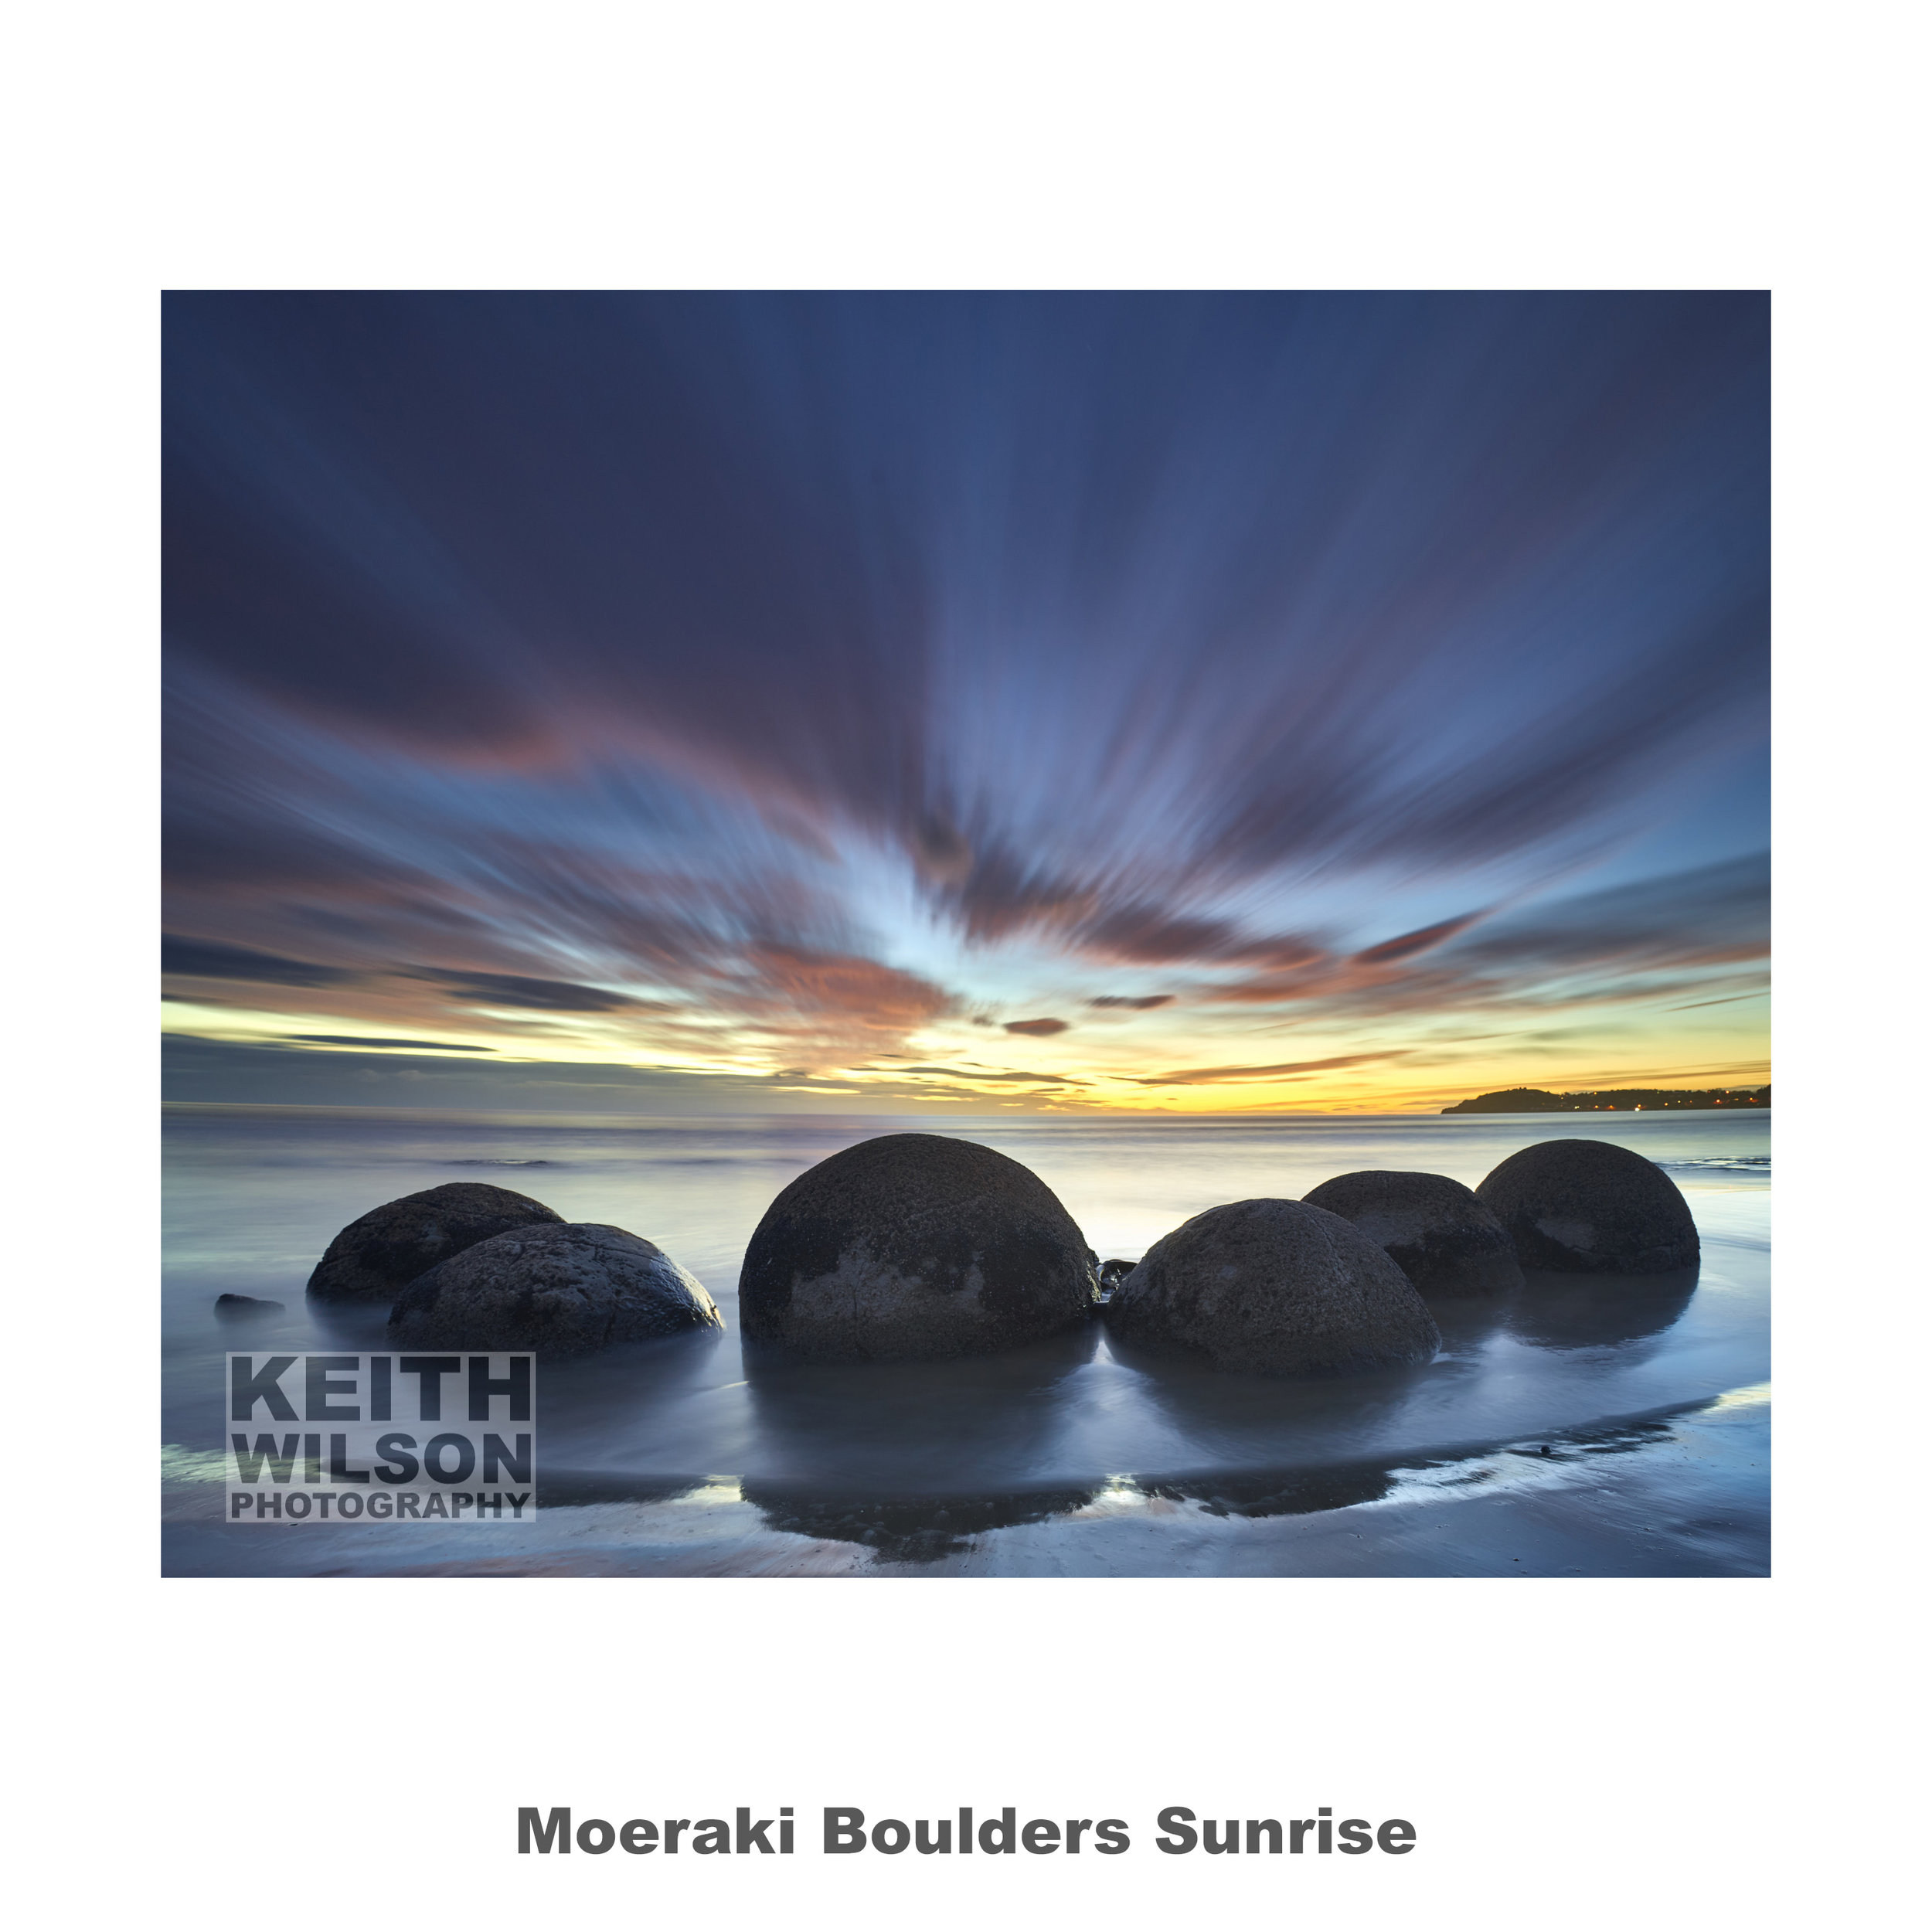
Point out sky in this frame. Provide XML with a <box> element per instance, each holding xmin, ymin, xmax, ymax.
<box><xmin>162</xmin><ymin>292</ymin><xmax>1769</xmax><ymax>1115</ymax></box>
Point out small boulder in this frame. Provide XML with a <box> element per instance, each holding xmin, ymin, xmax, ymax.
<box><xmin>1301</xmin><ymin>1169</ymin><xmax>1524</xmax><ymax>1296</ymax></box>
<box><xmin>1098</xmin><ymin>1259</ymin><xmax>1136</xmax><ymax>1292</ymax></box>
<box><xmin>307</xmin><ymin>1182</ymin><xmax>563</xmax><ymax>1302</ymax></box>
<box><xmin>1104</xmin><ymin>1198</ymin><xmax>1440</xmax><ymax>1376</ymax></box>
<box><xmin>739</xmin><ymin>1133</ymin><xmax>1097</xmax><ymax>1362</ymax></box>
<box><xmin>388</xmin><ymin>1223</ymin><xmax>722</xmax><ymax>1355</ymax></box>
<box><xmin>214</xmin><ymin>1293</ymin><xmax>283</xmax><ymax>1315</ymax></box>
<box><xmin>1475</xmin><ymin>1139</ymin><xmax>1699</xmax><ymax>1274</ymax></box>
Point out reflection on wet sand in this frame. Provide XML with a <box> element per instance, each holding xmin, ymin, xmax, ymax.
<box><xmin>737</xmin><ymin>1321</ymin><xmax>1103</xmax><ymax>1488</ymax></box>
<box><xmin>1506</xmin><ymin>1265</ymin><xmax>1700</xmax><ymax>1349</ymax></box>
<box><xmin>740</xmin><ymin>1483</ymin><xmax>1104</xmax><ymax>1564</ymax></box>
<box><xmin>1138</xmin><ymin>1462</ymin><xmax>1396</xmax><ymax>1518</ymax></box>
<box><xmin>736</xmin><ymin>1403</ymin><xmax>1717</xmax><ymax>1558</ymax></box>
<box><xmin>1101</xmin><ymin>1325</ymin><xmax>1435</xmax><ymax>1460</ymax></box>
<box><xmin>1427</xmin><ymin>1294</ymin><xmax>1515</xmax><ymax>1351</ymax></box>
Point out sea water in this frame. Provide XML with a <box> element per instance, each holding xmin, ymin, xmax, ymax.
<box><xmin>162</xmin><ymin>1106</ymin><xmax>1769</xmax><ymax>1577</ymax></box>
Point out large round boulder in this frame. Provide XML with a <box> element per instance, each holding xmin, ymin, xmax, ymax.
<box><xmin>737</xmin><ymin>1133</ymin><xmax>1097</xmax><ymax>1362</ymax></box>
<box><xmin>1301</xmin><ymin>1169</ymin><xmax>1524</xmax><ymax>1297</ymax></box>
<box><xmin>307</xmin><ymin>1182</ymin><xmax>563</xmax><ymax>1302</ymax></box>
<box><xmin>388</xmin><ymin>1223</ymin><xmax>723</xmax><ymax>1355</ymax></box>
<box><xmin>1104</xmin><ymin>1198</ymin><xmax>1440</xmax><ymax>1376</ymax></box>
<box><xmin>1475</xmin><ymin>1139</ymin><xmax>1699</xmax><ymax>1274</ymax></box>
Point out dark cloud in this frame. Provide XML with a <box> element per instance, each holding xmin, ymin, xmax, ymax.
<box><xmin>1445</xmin><ymin>854</ymin><xmax>1768</xmax><ymax>977</ymax></box>
<box><xmin>288</xmin><ymin>1035</ymin><xmax>496</xmax><ymax>1051</ymax></box>
<box><xmin>1004</xmin><ymin>1019</ymin><xmax>1070</xmax><ymax>1037</ymax></box>
<box><xmin>405</xmin><ymin>968</ymin><xmax>646</xmax><ymax>1013</ymax></box>
<box><xmin>1088</xmin><ymin>995</ymin><xmax>1174</xmax><ymax>1009</ymax></box>
<box><xmin>1068</xmin><ymin>904</ymin><xmax>1242</xmax><ymax>964</ymax></box>
<box><xmin>161</xmin><ymin>1036</ymin><xmax>995</xmax><ymax>1115</ymax></box>
<box><xmin>162</xmin><ymin>935</ymin><xmax>353</xmax><ymax>987</ymax></box>
<box><xmin>167</xmin><ymin>294</ymin><xmax>1764</xmax><ymax>876</ymax></box>
<box><xmin>1665</xmin><ymin>989</ymin><xmax>1767</xmax><ymax>1012</ymax></box>
<box><xmin>1194</xmin><ymin>855</ymin><xmax>1770</xmax><ymax>1019</ymax></box>
<box><xmin>884</xmin><ymin>1064</ymin><xmax>1087</xmax><ymax>1084</ymax></box>
<box><xmin>1352</xmin><ymin>912</ymin><xmax>1489</xmax><ymax>966</ymax></box>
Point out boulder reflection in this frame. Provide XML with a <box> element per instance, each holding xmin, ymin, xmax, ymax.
<box><xmin>1424</xmin><ymin>1295</ymin><xmax>1514</xmax><ymax>1352</ymax></box>
<box><xmin>1138</xmin><ymin>1461</ymin><xmax>1396</xmax><ymax>1518</ymax></box>
<box><xmin>1100</xmin><ymin>1324</ymin><xmax>1434</xmax><ymax>1454</ymax></box>
<box><xmin>1506</xmin><ymin>1264</ymin><xmax>1700</xmax><ymax>1349</ymax></box>
<box><xmin>740</xmin><ymin>1481</ymin><xmax>1102</xmax><ymax>1564</ymax></box>
<box><xmin>740</xmin><ymin>1318</ymin><xmax>1104</xmax><ymax>1490</ymax></box>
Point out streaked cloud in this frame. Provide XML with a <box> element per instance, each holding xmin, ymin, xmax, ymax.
<box><xmin>162</xmin><ymin>293</ymin><xmax>1768</xmax><ymax>1109</ymax></box>
<box><xmin>1134</xmin><ymin>1052</ymin><xmax>1411</xmax><ymax>1087</ymax></box>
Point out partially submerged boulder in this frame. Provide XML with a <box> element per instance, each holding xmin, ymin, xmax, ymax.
<box><xmin>1475</xmin><ymin>1139</ymin><xmax>1699</xmax><ymax>1274</ymax></box>
<box><xmin>1104</xmin><ymin>1198</ymin><xmax>1440</xmax><ymax>1376</ymax></box>
<box><xmin>1302</xmin><ymin>1169</ymin><xmax>1524</xmax><ymax>1297</ymax></box>
<box><xmin>738</xmin><ymin>1132</ymin><xmax>1097</xmax><ymax>1362</ymax></box>
<box><xmin>388</xmin><ymin>1223</ymin><xmax>722</xmax><ymax>1355</ymax></box>
<box><xmin>307</xmin><ymin>1182</ymin><xmax>563</xmax><ymax>1302</ymax></box>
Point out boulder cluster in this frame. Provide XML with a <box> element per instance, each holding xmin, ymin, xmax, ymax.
<box><xmin>303</xmin><ymin>1180</ymin><xmax>722</xmax><ymax>1356</ymax></box>
<box><xmin>294</xmin><ymin>1133</ymin><xmax>1698</xmax><ymax>1376</ymax></box>
<box><xmin>1105</xmin><ymin>1138</ymin><xmax>1695</xmax><ymax>1374</ymax></box>
<box><xmin>1301</xmin><ymin>1169</ymin><xmax>1524</xmax><ymax>1297</ymax></box>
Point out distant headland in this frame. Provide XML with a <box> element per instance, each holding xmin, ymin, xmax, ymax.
<box><xmin>1440</xmin><ymin>1085</ymin><xmax>1770</xmax><ymax>1114</ymax></box>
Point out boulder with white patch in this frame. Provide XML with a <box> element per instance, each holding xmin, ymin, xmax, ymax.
<box><xmin>1475</xmin><ymin>1139</ymin><xmax>1699</xmax><ymax>1274</ymax></box>
<box><xmin>738</xmin><ymin>1133</ymin><xmax>1097</xmax><ymax>1362</ymax></box>
<box><xmin>1104</xmin><ymin>1197</ymin><xmax>1440</xmax><ymax>1376</ymax></box>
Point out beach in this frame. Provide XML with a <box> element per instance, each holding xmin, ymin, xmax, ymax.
<box><xmin>163</xmin><ymin>1107</ymin><xmax>1769</xmax><ymax>1578</ymax></box>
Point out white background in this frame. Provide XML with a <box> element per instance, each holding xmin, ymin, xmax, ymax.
<box><xmin>6</xmin><ymin>4</ymin><xmax>1923</xmax><ymax>1927</ymax></box>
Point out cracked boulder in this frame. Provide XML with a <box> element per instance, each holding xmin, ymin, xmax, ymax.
<box><xmin>738</xmin><ymin>1132</ymin><xmax>1097</xmax><ymax>1362</ymax></box>
<box><xmin>1475</xmin><ymin>1138</ymin><xmax>1699</xmax><ymax>1274</ymax></box>
<box><xmin>307</xmin><ymin>1182</ymin><xmax>563</xmax><ymax>1303</ymax></box>
<box><xmin>388</xmin><ymin>1223</ymin><xmax>723</xmax><ymax>1355</ymax></box>
<box><xmin>1104</xmin><ymin>1197</ymin><xmax>1440</xmax><ymax>1376</ymax></box>
<box><xmin>1301</xmin><ymin>1169</ymin><xmax>1524</xmax><ymax>1297</ymax></box>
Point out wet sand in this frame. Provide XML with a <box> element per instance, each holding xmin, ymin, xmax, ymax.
<box><xmin>163</xmin><ymin>1385</ymin><xmax>1767</xmax><ymax>1577</ymax></box>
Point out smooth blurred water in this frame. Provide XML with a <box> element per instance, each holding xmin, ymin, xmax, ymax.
<box><xmin>163</xmin><ymin>1106</ymin><xmax>1768</xmax><ymax>1573</ymax></box>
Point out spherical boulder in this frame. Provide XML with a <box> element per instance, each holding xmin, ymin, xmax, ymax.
<box><xmin>1104</xmin><ymin>1198</ymin><xmax>1441</xmax><ymax>1376</ymax></box>
<box><xmin>1475</xmin><ymin>1139</ymin><xmax>1699</xmax><ymax>1274</ymax></box>
<box><xmin>737</xmin><ymin>1132</ymin><xmax>1097</xmax><ymax>1362</ymax></box>
<box><xmin>388</xmin><ymin>1223</ymin><xmax>723</xmax><ymax>1355</ymax></box>
<box><xmin>1302</xmin><ymin>1169</ymin><xmax>1524</xmax><ymax>1297</ymax></box>
<box><xmin>307</xmin><ymin>1182</ymin><xmax>563</xmax><ymax>1302</ymax></box>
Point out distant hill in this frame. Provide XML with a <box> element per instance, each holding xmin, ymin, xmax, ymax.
<box><xmin>1440</xmin><ymin>1085</ymin><xmax>1770</xmax><ymax>1114</ymax></box>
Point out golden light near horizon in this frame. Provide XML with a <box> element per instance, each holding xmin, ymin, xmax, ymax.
<box><xmin>163</xmin><ymin>971</ymin><xmax>1768</xmax><ymax>1114</ymax></box>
